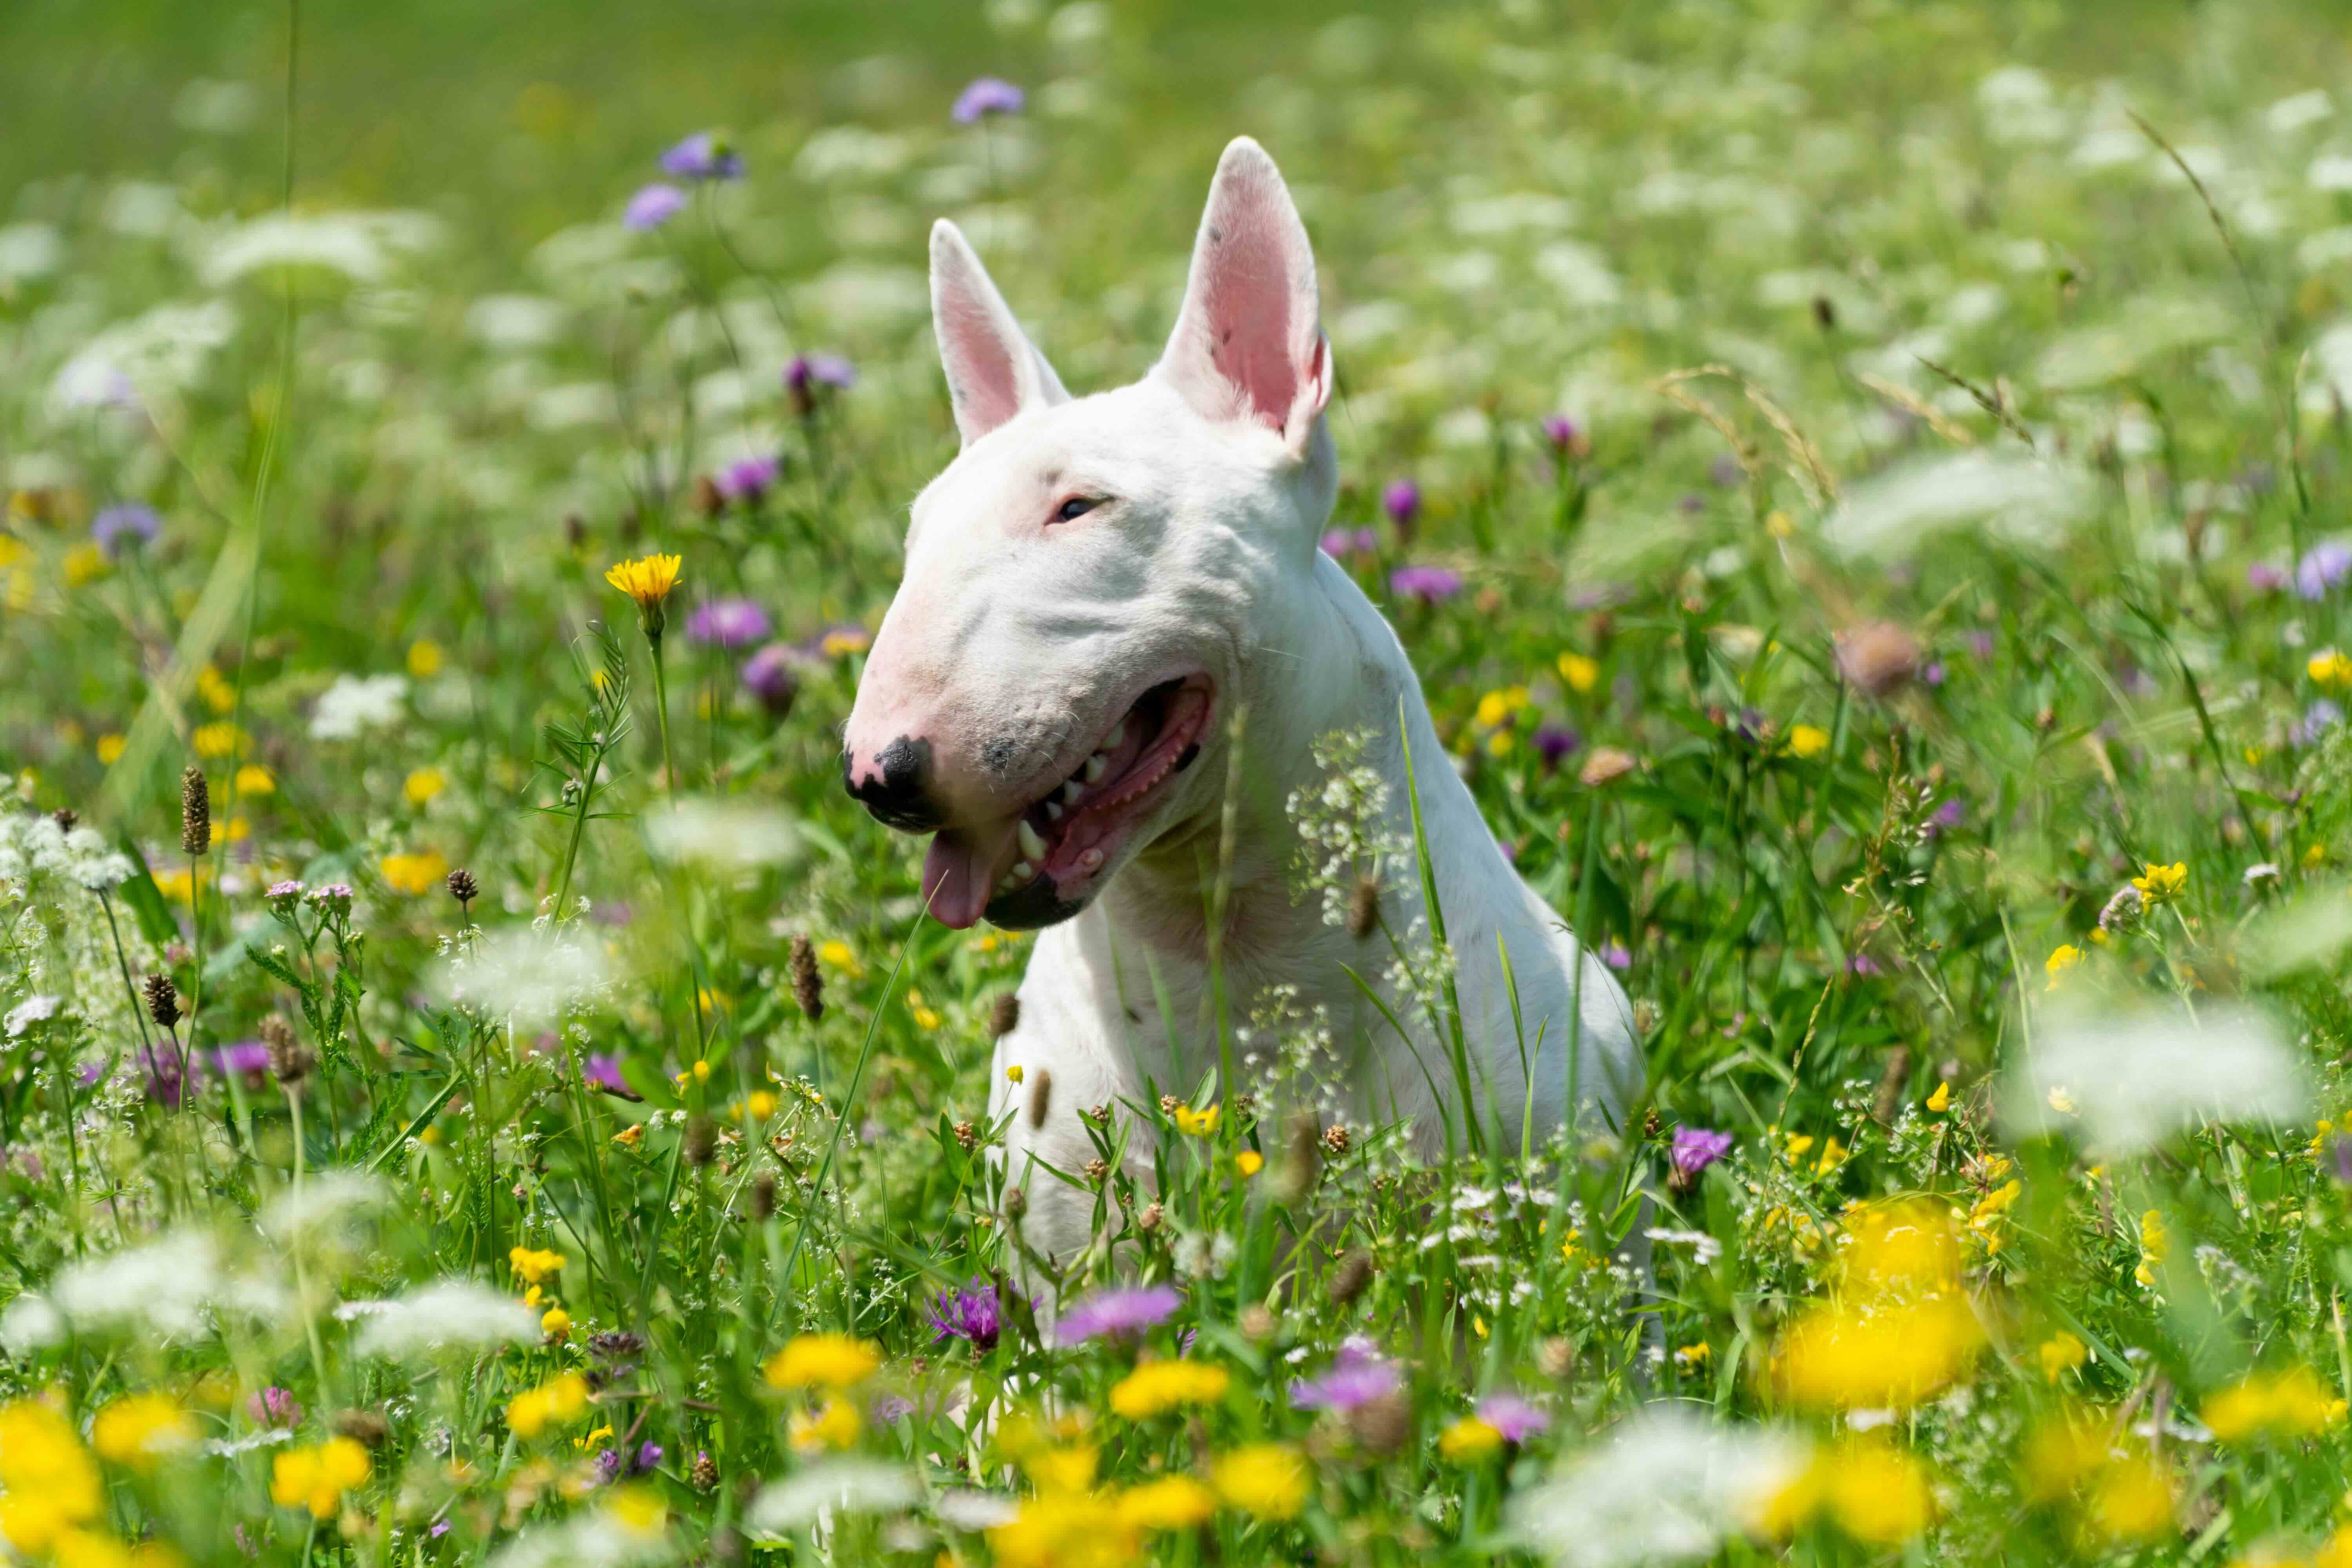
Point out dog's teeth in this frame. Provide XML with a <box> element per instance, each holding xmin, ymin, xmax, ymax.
<box><xmin>995</xmin><ymin>873</ymin><xmax>1017</xmax><ymax>893</ymax></box>
<box><xmin>1012</xmin><ymin>860</ymin><xmax>1033</xmax><ymax>881</ymax></box>
<box><xmin>1103</xmin><ymin>722</ymin><xmax>1125</xmax><ymax>750</ymax></box>
<box><xmin>1045</xmin><ymin>801</ymin><xmax>1064</xmax><ymax>822</ymax></box>
<box><xmin>1080</xmin><ymin>847</ymin><xmax>1104</xmax><ymax>871</ymax></box>
<box><xmin>1061</xmin><ymin>780</ymin><xmax>1085</xmax><ymax>804</ymax></box>
<box><xmin>1017</xmin><ymin>820</ymin><xmax>1047</xmax><ymax>862</ymax></box>
<box><xmin>1084</xmin><ymin>754</ymin><xmax>1109</xmax><ymax>783</ymax></box>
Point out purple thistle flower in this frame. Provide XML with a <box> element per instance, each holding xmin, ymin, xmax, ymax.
<box><xmin>2248</xmin><ymin>562</ymin><xmax>2288</xmax><ymax>593</ymax></box>
<box><xmin>1962</xmin><ymin>629</ymin><xmax>1996</xmax><ymax>661</ymax></box>
<box><xmin>786</xmin><ymin>353</ymin><xmax>857</xmax><ymax>392</ymax></box>
<box><xmin>1927</xmin><ymin>797</ymin><xmax>1966</xmax><ymax>835</ymax></box>
<box><xmin>75</xmin><ymin>1061</ymin><xmax>106</xmax><ymax>1090</ymax></box>
<box><xmin>1600</xmin><ymin>941</ymin><xmax>1631</xmax><ymax>971</ymax></box>
<box><xmin>926</xmin><ymin>1279</ymin><xmax>1004</xmax><ymax>1353</ymax></box>
<box><xmin>2297</xmin><ymin>541</ymin><xmax>2352</xmax><ymax>600</ymax></box>
<box><xmin>246</xmin><ymin>1386</ymin><xmax>303</xmax><ymax>1428</ymax></box>
<box><xmin>93</xmin><ymin>503</ymin><xmax>161</xmax><ymax>558</ymax></box>
<box><xmin>1055</xmin><ymin>1283</ymin><xmax>1180</xmax><ymax>1346</ymax></box>
<box><xmin>1541</xmin><ymin>414</ymin><xmax>1588</xmax><ymax>456</ymax></box>
<box><xmin>1382</xmin><ymin>478</ymin><xmax>1421</xmax><ymax>526</ymax></box>
<box><xmin>714</xmin><ymin>456</ymin><xmax>781</xmax><ymax>506</ymax></box>
<box><xmin>582</xmin><ymin>1053</ymin><xmax>634</xmax><ymax>1098</ymax></box>
<box><xmin>1669</xmin><ymin>1127</ymin><xmax>1733</xmax><ymax>1182</ymax></box>
<box><xmin>1389</xmin><ymin>565</ymin><xmax>1462</xmax><ymax>603</ymax></box>
<box><xmin>1708</xmin><ymin>454</ymin><xmax>1744</xmax><ymax>488</ymax></box>
<box><xmin>1289</xmin><ymin>1338</ymin><xmax>1400</xmax><ymax>1411</ymax></box>
<box><xmin>2333</xmin><ymin>1137</ymin><xmax>2352</xmax><ymax>1187</ymax></box>
<box><xmin>953</xmin><ymin>77</ymin><xmax>1026</xmax><ymax>124</ymax></box>
<box><xmin>623</xmin><ymin>183</ymin><xmax>686</xmax><ymax>231</ymax></box>
<box><xmin>869</xmin><ymin>1393</ymin><xmax>915</xmax><ymax>1425</ymax></box>
<box><xmin>1533</xmin><ymin>724</ymin><xmax>1581</xmax><ymax>766</ymax></box>
<box><xmin>215</xmin><ymin>1040</ymin><xmax>271</xmax><ymax>1089</ymax></box>
<box><xmin>660</xmin><ymin>132</ymin><xmax>741</xmax><ymax>181</ymax></box>
<box><xmin>1319</xmin><ymin>527</ymin><xmax>1379</xmax><ymax>559</ymax></box>
<box><xmin>740</xmin><ymin>643</ymin><xmax>801</xmax><ymax>718</ymax></box>
<box><xmin>1476</xmin><ymin>1393</ymin><xmax>1550</xmax><ymax>1443</ymax></box>
<box><xmin>145</xmin><ymin>1049</ymin><xmax>205</xmax><ymax>1107</ymax></box>
<box><xmin>686</xmin><ymin>597</ymin><xmax>772</xmax><ymax>649</ymax></box>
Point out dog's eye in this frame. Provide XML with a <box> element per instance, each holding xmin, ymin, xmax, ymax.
<box><xmin>1052</xmin><ymin>496</ymin><xmax>1102</xmax><ymax>523</ymax></box>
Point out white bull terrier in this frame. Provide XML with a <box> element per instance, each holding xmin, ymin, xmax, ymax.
<box><xmin>842</xmin><ymin>137</ymin><xmax>1642</xmax><ymax>1264</ymax></box>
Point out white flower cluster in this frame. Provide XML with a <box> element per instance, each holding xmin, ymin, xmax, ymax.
<box><xmin>1284</xmin><ymin>728</ymin><xmax>1404</xmax><ymax>929</ymax></box>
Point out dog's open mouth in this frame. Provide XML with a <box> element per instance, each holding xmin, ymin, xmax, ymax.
<box><xmin>921</xmin><ymin>674</ymin><xmax>1215</xmax><ymax>930</ymax></box>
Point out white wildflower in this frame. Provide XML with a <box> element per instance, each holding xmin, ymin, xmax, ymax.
<box><xmin>431</xmin><ymin>923</ymin><xmax>612</xmax><ymax>1026</ymax></box>
<box><xmin>1510</xmin><ymin>1407</ymin><xmax>1808</xmax><ymax>1568</ymax></box>
<box><xmin>746</xmin><ymin>1460</ymin><xmax>921</xmax><ymax>1536</ymax></box>
<box><xmin>349</xmin><ymin>1280</ymin><xmax>540</xmax><ymax>1358</ymax></box>
<box><xmin>644</xmin><ymin>797</ymin><xmax>802</xmax><ymax>872</ymax></box>
<box><xmin>2006</xmin><ymin>1001</ymin><xmax>2308</xmax><ymax>1153</ymax></box>
<box><xmin>1820</xmin><ymin>450</ymin><xmax>2094</xmax><ymax>557</ymax></box>
<box><xmin>263</xmin><ymin>1170</ymin><xmax>388</xmax><ymax>1241</ymax></box>
<box><xmin>4</xmin><ymin>995</ymin><xmax>60</xmax><ymax>1037</ymax></box>
<box><xmin>309</xmin><ymin>673</ymin><xmax>410</xmax><ymax>740</ymax></box>
<box><xmin>488</xmin><ymin>1503</ymin><xmax>671</xmax><ymax>1568</ymax></box>
<box><xmin>935</xmin><ymin>1491</ymin><xmax>1021</xmax><ymax>1531</ymax></box>
<box><xmin>3</xmin><ymin>1232</ymin><xmax>288</xmax><ymax>1349</ymax></box>
<box><xmin>1644</xmin><ymin>1227</ymin><xmax>1725</xmax><ymax>1266</ymax></box>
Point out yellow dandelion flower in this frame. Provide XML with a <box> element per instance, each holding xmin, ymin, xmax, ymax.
<box><xmin>403</xmin><ymin>767</ymin><xmax>446</xmax><ymax>806</ymax></box>
<box><xmin>195</xmin><ymin>665</ymin><xmax>237</xmax><ymax>714</ymax></box>
<box><xmin>380</xmin><ymin>850</ymin><xmax>449</xmax><ymax>895</ymax></box>
<box><xmin>605</xmin><ymin>553</ymin><xmax>683</xmax><ymax>638</ymax></box>
<box><xmin>506</xmin><ymin>1373</ymin><xmax>591</xmax><ymax>1441</ymax></box>
<box><xmin>2202</xmin><ymin>1365</ymin><xmax>2345</xmax><ymax>1443</ymax></box>
<box><xmin>2312</xmin><ymin>650</ymin><xmax>2352</xmax><ymax>686</ymax></box>
<box><xmin>1210</xmin><ymin>1443</ymin><xmax>1308</xmax><ymax>1518</ymax></box>
<box><xmin>2038</xmin><ymin>1332</ymin><xmax>2088</xmax><ymax>1383</ymax></box>
<box><xmin>1236</xmin><ymin>1150</ymin><xmax>1264</xmax><ymax>1177</ymax></box>
<box><xmin>90</xmin><ymin>1394</ymin><xmax>195</xmax><ymax>1469</ymax></box>
<box><xmin>1786</xmin><ymin>723</ymin><xmax>1830</xmax><ymax>760</ymax></box>
<box><xmin>1557</xmin><ymin>653</ymin><xmax>1600</xmax><ymax>693</ymax></box>
<box><xmin>407</xmin><ymin>640</ymin><xmax>444</xmax><ymax>679</ymax></box>
<box><xmin>191</xmin><ymin>721</ymin><xmax>246</xmax><ymax>759</ymax></box>
<box><xmin>744</xmin><ymin>1090</ymin><xmax>778</xmax><ymax>1121</ymax></box>
<box><xmin>269</xmin><ymin>1436</ymin><xmax>371</xmax><ymax>1517</ymax></box>
<box><xmin>764</xmin><ymin>1332</ymin><xmax>881</xmax><ymax>1390</ymax></box>
<box><xmin>95</xmin><ymin>733</ymin><xmax>127</xmax><ymax>765</ymax></box>
<box><xmin>0</xmin><ymin>1400</ymin><xmax>102</xmax><ymax>1551</ymax></box>
<box><xmin>1111</xmin><ymin>1360</ymin><xmax>1231</xmax><ymax>1420</ymax></box>
<box><xmin>1438</xmin><ymin>1417</ymin><xmax>1504</xmax><ymax>1461</ymax></box>
<box><xmin>234</xmin><ymin>763</ymin><xmax>274</xmax><ymax>795</ymax></box>
<box><xmin>787</xmin><ymin>1399</ymin><xmax>861</xmax><ymax>1453</ymax></box>
<box><xmin>63</xmin><ymin>542</ymin><xmax>109</xmax><ymax>586</ymax></box>
<box><xmin>1115</xmin><ymin>1475</ymin><xmax>1217</xmax><ymax>1532</ymax></box>
<box><xmin>2083</xmin><ymin>1453</ymin><xmax>2174</xmax><ymax>1542</ymax></box>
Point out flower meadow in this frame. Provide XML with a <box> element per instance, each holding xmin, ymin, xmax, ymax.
<box><xmin>14</xmin><ymin>1</ymin><xmax>2352</xmax><ymax>1565</ymax></box>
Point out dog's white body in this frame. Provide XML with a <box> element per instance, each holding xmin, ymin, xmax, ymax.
<box><xmin>843</xmin><ymin>139</ymin><xmax>1642</xmax><ymax>1263</ymax></box>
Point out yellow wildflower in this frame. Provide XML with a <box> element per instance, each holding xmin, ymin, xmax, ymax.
<box><xmin>540</xmin><ymin>1306</ymin><xmax>572</xmax><ymax>1339</ymax></box>
<box><xmin>604</xmin><ymin>1484</ymin><xmax>667</xmax><ymax>1535</ymax></box>
<box><xmin>1818</xmin><ymin>1439</ymin><xmax>1935</xmax><ymax>1544</ymax></box>
<box><xmin>787</xmin><ymin>1400</ymin><xmax>861</xmax><ymax>1452</ymax></box>
<box><xmin>2134</xmin><ymin>1209</ymin><xmax>2168</xmax><ymax>1288</ymax></box>
<box><xmin>95</xmin><ymin>734</ymin><xmax>127</xmax><ymax>765</ymax></box>
<box><xmin>1174</xmin><ymin>1102</ymin><xmax>1222</xmax><ymax>1136</ymax></box>
<box><xmin>764</xmin><ymin>1333</ymin><xmax>881</xmax><ymax>1390</ymax></box>
<box><xmin>818</xmin><ymin>626</ymin><xmax>872</xmax><ymax>657</ymax></box>
<box><xmin>1236</xmin><ymin>1150</ymin><xmax>1264</xmax><ymax>1177</ymax></box>
<box><xmin>1675</xmin><ymin>1343</ymin><xmax>1713</xmax><ymax>1368</ymax></box>
<box><xmin>1474</xmin><ymin>685</ymin><xmax>1529</xmax><ymax>727</ymax></box>
<box><xmin>195</xmin><ymin>665</ymin><xmax>236</xmax><ymax>714</ymax></box>
<box><xmin>2312</xmin><ymin>650</ymin><xmax>2352</xmax><ymax>686</ymax></box>
<box><xmin>381</xmin><ymin>850</ymin><xmax>450</xmax><ymax>895</ymax></box>
<box><xmin>509</xmin><ymin>1246</ymin><xmax>566</xmax><ymax>1283</ymax></box>
<box><xmin>407</xmin><ymin>639</ymin><xmax>444</xmax><ymax>679</ymax></box>
<box><xmin>403</xmin><ymin>767</ymin><xmax>446</xmax><ymax>806</ymax></box>
<box><xmin>1769</xmin><ymin>1296</ymin><xmax>1981</xmax><ymax>1410</ymax></box>
<box><xmin>989</xmin><ymin>1493</ymin><xmax>1134</xmax><ymax>1568</ymax></box>
<box><xmin>63</xmin><ymin>543</ymin><xmax>108</xmax><ymax>586</ymax></box>
<box><xmin>743</xmin><ymin>1090</ymin><xmax>778</xmax><ymax>1121</ymax></box>
<box><xmin>1005</xmin><ymin>1064</ymin><xmax>1024</xmax><ymax>1085</ymax></box>
<box><xmin>1115</xmin><ymin>1475</ymin><xmax>1217</xmax><ymax>1532</ymax></box>
<box><xmin>1557</xmin><ymin>653</ymin><xmax>1600</xmax><ymax>693</ymax></box>
<box><xmin>1438</xmin><ymin>1417</ymin><xmax>1504</xmax><ymax>1461</ymax></box>
<box><xmin>2083</xmin><ymin>1453</ymin><xmax>2174</xmax><ymax>1542</ymax></box>
<box><xmin>1786</xmin><ymin>723</ymin><xmax>1830</xmax><ymax>760</ymax></box>
<box><xmin>1111</xmin><ymin>1360</ymin><xmax>1231</xmax><ymax>1419</ymax></box>
<box><xmin>2131</xmin><ymin>861</ymin><xmax>2187</xmax><ymax>904</ymax></box>
<box><xmin>234</xmin><ymin>763</ymin><xmax>274</xmax><ymax>795</ymax></box>
<box><xmin>2045</xmin><ymin>943</ymin><xmax>2083</xmax><ymax>988</ymax></box>
<box><xmin>1025</xmin><ymin>1444</ymin><xmax>1098</xmax><ymax>1494</ymax></box>
<box><xmin>506</xmin><ymin>1373</ymin><xmax>591</xmax><ymax>1440</ymax></box>
<box><xmin>89</xmin><ymin>1394</ymin><xmax>195</xmax><ymax>1469</ymax></box>
<box><xmin>1924</xmin><ymin>1080</ymin><xmax>1951</xmax><ymax>1113</ymax></box>
<box><xmin>1210</xmin><ymin>1443</ymin><xmax>1309</xmax><ymax>1518</ymax></box>
<box><xmin>2202</xmin><ymin>1365</ymin><xmax>2346</xmax><ymax>1443</ymax></box>
<box><xmin>604</xmin><ymin>553</ymin><xmax>683</xmax><ymax>638</ymax></box>
<box><xmin>2039</xmin><ymin>1332</ymin><xmax>2089</xmax><ymax>1383</ymax></box>
<box><xmin>0</xmin><ymin>1400</ymin><xmax>102</xmax><ymax>1551</ymax></box>
<box><xmin>269</xmin><ymin>1437</ymin><xmax>372</xmax><ymax>1517</ymax></box>
<box><xmin>191</xmin><ymin>721</ymin><xmax>246</xmax><ymax>759</ymax></box>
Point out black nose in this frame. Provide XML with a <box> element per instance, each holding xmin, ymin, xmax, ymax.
<box><xmin>843</xmin><ymin>735</ymin><xmax>944</xmax><ymax>831</ymax></box>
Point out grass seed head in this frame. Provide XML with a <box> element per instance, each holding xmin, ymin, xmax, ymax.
<box><xmin>179</xmin><ymin>766</ymin><xmax>210</xmax><ymax>857</ymax></box>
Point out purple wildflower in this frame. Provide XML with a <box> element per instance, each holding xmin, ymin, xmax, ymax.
<box><xmin>953</xmin><ymin>78</ymin><xmax>1025</xmax><ymax>124</ymax></box>
<box><xmin>1055</xmin><ymin>1283</ymin><xmax>1181</xmax><ymax>1346</ymax></box>
<box><xmin>2334</xmin><ymin>1137</ymin><xmax>2352</xmax><ymax>1186</ymax></box>
<box><xmin>2248</xmin><ymin>562</ymin><xmax>2288</xmax><ymax>593</ymax></box>
<box><xmin>740</xmin><ymin>644</ymin><xmax>801</xmax><ymax>717</ymax></box>
<box><xmin>869</xmin><ymin>1393</ymin><xmax>915</xmax><ymax>1425</ymax></box>
<box><xmin>1927</xmin><ymin>798</ymin><xmax>1966</xmax><ymax>835</ymax></box>
<box><xmin>594</xmin><ymin>1449</ymin><xmax>624</xmax><ymax>1486</ymax></box>
<box><xmin>714</xmin><ymin>456</ymin><xmax>781</xmax><ymax>506</ymax></box>
<box><xmin>1389</xmin><ymin>565</ymin><xmax>1463</xmax><ymax>603</ymax></box>
<box><xmin>1962</xmin><ymin>629</ymin><xmax>1996</xmax><ymax>661</ymax></box>
<box><xmin>1669</xmin><ymin>1127</ymin><xmax>1733</xmax><ymax>1183</ymax></box>
<box><xmin>660</xmin><ymin>132</ymin><xmax>741</xmax><ymax>181</ymax></box>
<box><xmin>246</xmin><ymin>1386</ymin><xmax>303</xmax><ymax>1428</ymax></box>
<box><xmin>686</xmin><ymin>597</ymin><xmax>772</xmax><ymax>649</ymax></box>
<box><xmin>74</xmin><ymin>1061</ymin><xmax>105</xmax><ymax>1090</ymax></box>
<box><xmin>1541</xmin><ymin>414</ymin><xmax>1588</xmax><ymax>456</ymax></box>
<box><xmin>1289</xmin><ymin>1338</ymin><xmax>1400</xmax><ymax>1412</ymax></box>
<box><xmin>2296</xmin><ymin>541</ymin><xmax>2352</xmax><ymax>600</ymax></box>
<box><xmin>787</xmin><ymin>354</ymin><xmax>857</xmax><ymax>392</ymax></box>
<box><xmin>1600</xmin><ymin>941</ymin><xmax>1631</xmax><ymax>971</ymax></box>
<box><xmin>1476</xmin><ymin>1393</ymin><xmax>1550</xmax><ymax>1443</ymax></box>
<box><xmin>582</xmin><ymin>1053</ymin><xmax>635</xmax><ymax>1098</ymax></box>
<box><xmin>2295</xmin><ymin>700</ymin><xmax>2344</xmax><ymax>747</ymax></box>
<box><xmin>215</xmin><ymin>1041</ymin><xmax>271</xmax><ymax>1090</ymax></box>
<box><xmin>927</xmin><ymin>1279</ymin><xmax>1004</xmax><ymax>1353</ymax></box>
<box><xmin>623</xmin><ymin>183</ymin><xmax>686</xmax><ymax>231</ymax></box>
<box><xmin>1319</xmin><ymin>527</ymin><xmax>1379</xmax><ymax>559</ymax></box>
<box><xmin>1533</xmin><ymin>724</ymin><xmax>1581</xmax><ymax>766</ymax></box>
<box><xmin>145</xmin><ymin>1049</ymin><xmax>204</xmax><ymax>1108</ymax></box>
<box><xmin>1847</xmin><ymin>953</ymin><xmax>1884</xmax><ymax>977</ymax></box>
<box><xmin>92</xmin><ymin>503</ymin><xmax>160</xmax><ymax>558</ymax></box>
<box><xmin>1382</xmin><ymin>478</ymin><xmax>1421</xmax><ymax>527</ymax></box>
<box><xmin>633</xmin><ymin>1441</ymin><xmax>663</xmax><ymax>1474</ymax></box>
<box><xmin>1708</xmin><ymin>454</ymin><xmax>1744</xmax><ymax>487</ymax></box>
<box><xmin>4</xmin><ymin>1145</ymin><xmax>44</xmax><ymax>1183</ymax></box>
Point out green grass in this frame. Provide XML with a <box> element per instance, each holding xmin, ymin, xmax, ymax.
<box><xmin>11</xmin><ymin>0</ymin><xmax>2352</xmax><ymax>1564</ymax></box>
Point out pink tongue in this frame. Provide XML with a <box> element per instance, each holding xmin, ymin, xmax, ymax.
<box><xmin>922</xmin><ymin>820</ymin><xmax>1017</xmax><ymax>929</ymax></box>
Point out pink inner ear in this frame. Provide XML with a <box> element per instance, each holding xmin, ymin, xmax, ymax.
<box><xmin>1165</xmin><ymin>145</ymin><xmax>1323</xmax><ymax>440</ymax></box>
<box><xmin>938</xmin><ymin>290</ymin><xmax>1025</xmax><ymax>439</ymax></box>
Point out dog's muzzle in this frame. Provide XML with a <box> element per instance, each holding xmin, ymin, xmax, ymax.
<box><xmin>842</xmin><ymin>735</ymin><xmax>943</xmax><ymax>832</ymax></box>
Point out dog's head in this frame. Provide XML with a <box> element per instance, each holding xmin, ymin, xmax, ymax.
<box><xmin>843</xmin><ymin>137</ymin><xmax>1337</xmax><ymax>930</ymax></box>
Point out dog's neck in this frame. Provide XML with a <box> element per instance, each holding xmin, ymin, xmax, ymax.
<box><xmin>1094</xmin><ymin>549</ymin><xmax>1429</xmax><ymax>990</ymax></box>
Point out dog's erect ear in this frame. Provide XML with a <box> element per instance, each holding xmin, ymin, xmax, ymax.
<box><xmin>930</xmin><ymin>219</ymin><xmax>1070</xmax><ymax>446</ymax></box>
<box><xmin>1155</xmin><ymin>137</ymin><xmax>1332</xmax><ymax>454</ymax></box>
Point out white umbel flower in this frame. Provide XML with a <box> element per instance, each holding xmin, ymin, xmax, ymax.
<box><xmin>1511</xmin><ymin>1408</ymin><xmax>1807</xmax><ymax>1568</ymax></box>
